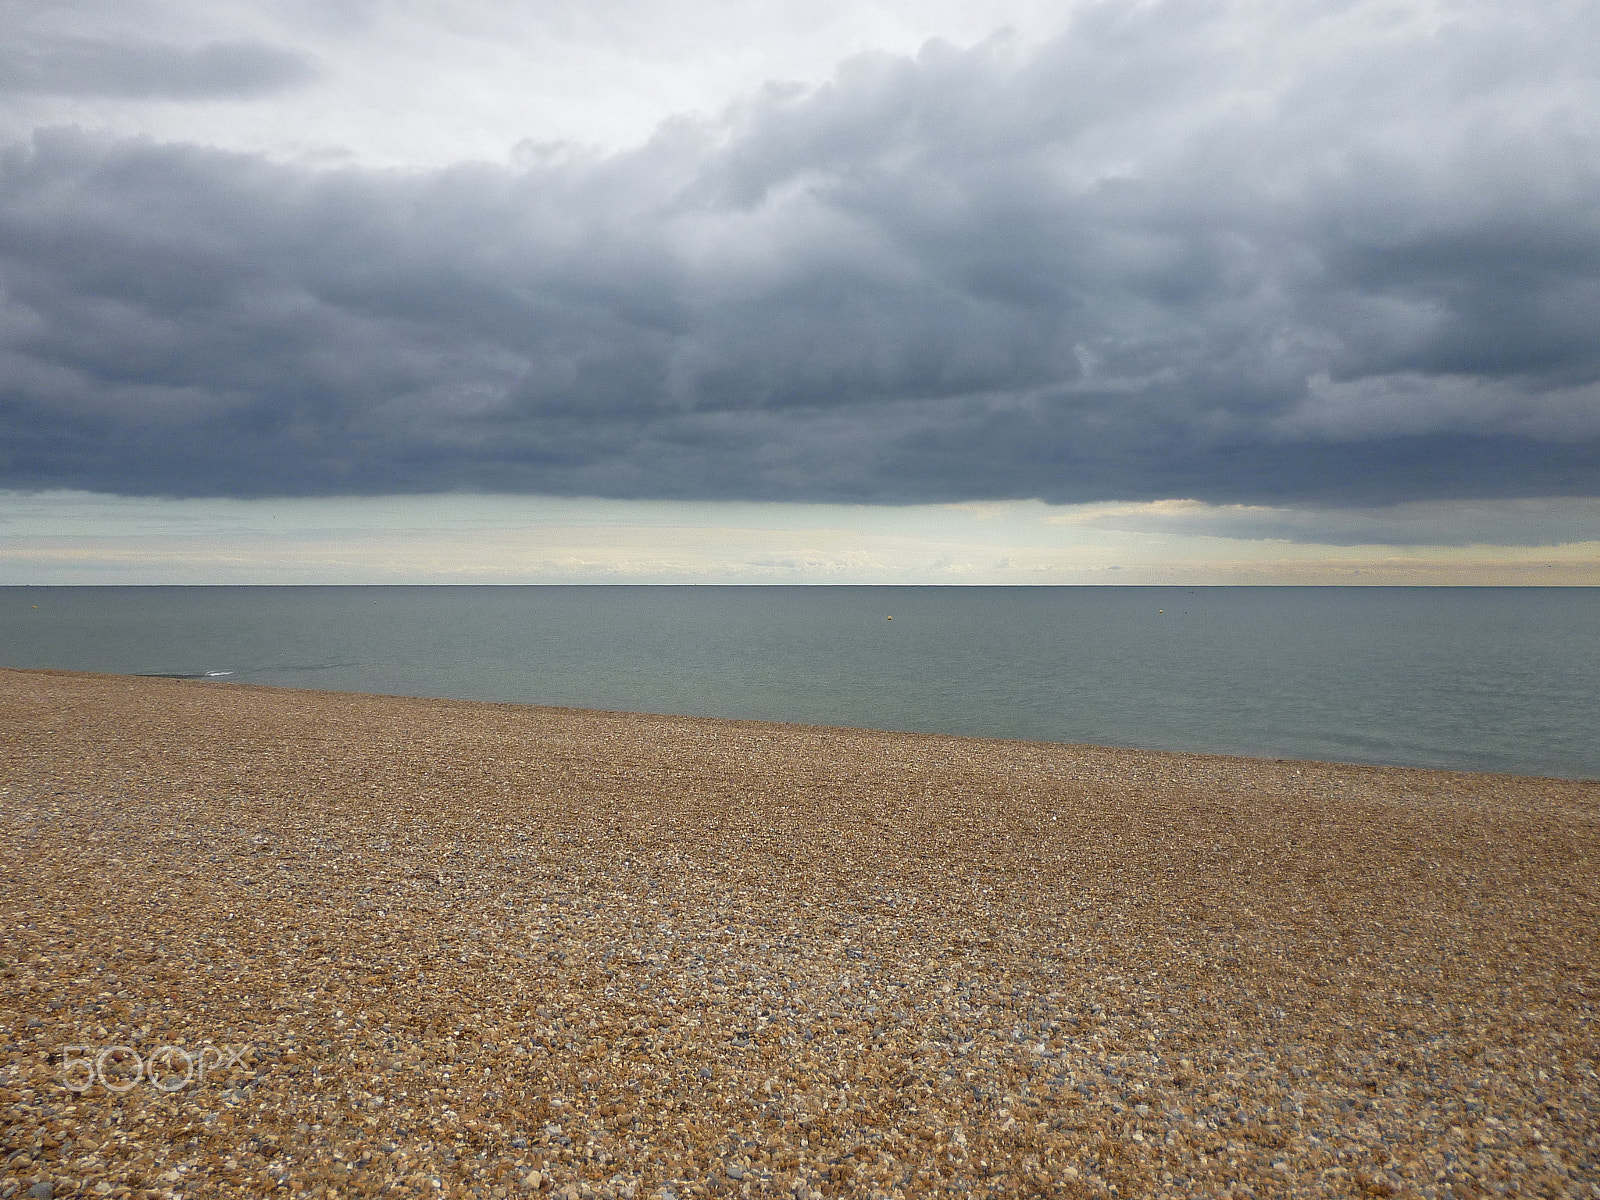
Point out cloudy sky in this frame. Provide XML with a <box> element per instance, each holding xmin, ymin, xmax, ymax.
<box><xmin>2</xmin><ymin>0</ymin><xmax>1597</xmax><ymax>583</ymax></box>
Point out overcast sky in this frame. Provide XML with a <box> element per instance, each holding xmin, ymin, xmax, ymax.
<box><xmin>2</xmin><ymin>0</ymin><xmax>1597</xmax><ymax>582</ymax></box>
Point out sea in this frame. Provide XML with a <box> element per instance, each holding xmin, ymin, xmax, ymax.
<box><xmin>4</xmin><ymin>585</ymin><xmax>1597</xmax><ymax>780</ymax></box>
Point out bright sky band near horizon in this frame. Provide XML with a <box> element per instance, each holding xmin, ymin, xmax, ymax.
<box><xmin>4</xmin><ymin>493</ymin><xmax>1598</xmax><ymax>586</ymax></box>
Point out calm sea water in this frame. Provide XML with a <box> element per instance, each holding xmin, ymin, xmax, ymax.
<box><xmin>3</xmin><ymin>586</ymin><xmax>1597</xmax><ymax>779</ymax></box>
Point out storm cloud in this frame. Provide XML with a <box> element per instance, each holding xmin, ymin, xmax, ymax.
<box><xmin>2</xmin><ymin>0</ymin><xmax>1597</xmax><ymax>504</ymax></box>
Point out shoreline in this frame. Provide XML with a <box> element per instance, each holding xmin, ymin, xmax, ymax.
<box><xmin>3</xmin><ymin>668</ymin><xmax>1597</xmax><ymax>1198</ymax></box>
<box><xmin>9</xmin><ymin>666</ymin><xmax>1596</xmax><ymax>786</ymax></box>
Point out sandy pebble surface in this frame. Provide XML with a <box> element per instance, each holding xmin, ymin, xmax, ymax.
<box><xmin>2</xmin><ymin>669</ymin><xmax>1597</xmax><ymax>1200</ymax></box>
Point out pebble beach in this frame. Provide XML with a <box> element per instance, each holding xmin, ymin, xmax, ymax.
<box><xmin>2</xmin><ymin>668</ymin><xmax>1596</xmax><ymax>1199</ymax></box>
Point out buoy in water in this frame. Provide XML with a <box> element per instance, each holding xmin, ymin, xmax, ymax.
<box><xmin>886</xmin><ymin>615</ymin><xmax>893</xmax><ymax>620</ymax></box>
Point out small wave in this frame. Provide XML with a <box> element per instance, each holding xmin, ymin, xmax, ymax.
<box><xmin>135</xmin><ymin>671</ymin><xmax>234</xmax><ymax>680</ymax></box>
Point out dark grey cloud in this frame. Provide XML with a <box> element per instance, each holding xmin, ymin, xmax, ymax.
<box><xmin>0</xmin><ymin>37</ymin><xmax>317</xmax><ymax>100</ymax></box>
<box><xmin>2</xmin><ymin>0</ymin><xmax>1598</xmax><ymax>505</ymax></box>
